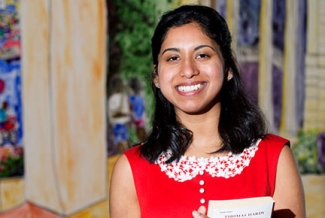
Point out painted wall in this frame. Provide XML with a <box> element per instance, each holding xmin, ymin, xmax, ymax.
<box><xmin>0</xmin><ymin>0</ymin><xmax>108</xmax><ymax>216</ymax></box>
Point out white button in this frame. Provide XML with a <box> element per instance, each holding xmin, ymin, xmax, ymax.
<box><xmin>199</xmin><ymin>180</ymin><xmax>205</xmax><ymax>185</ymax></box>
<box><xmin>199</xmin><ymin>171</ymin><xmax>204</xmax><ymax>175</ymax></box>
<box><xmin>200</xmin><ymin>198</ymin><xmax>206</xmax><ymax>204</ymax></box>
<box><xmin>200</xmin><ymin>188</ymin><xmax>205</xmax><ymax>193</ymax></box>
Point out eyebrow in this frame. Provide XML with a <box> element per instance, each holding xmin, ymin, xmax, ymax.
<box><xmin>161</xmin><ymin>48</ymin><xmax>180</xmax><ymax>55</ymax></box>
<box><xmin>161</xmin><ymin>45</ymin><xmax>216</xmax><ymax>55</ymax></box>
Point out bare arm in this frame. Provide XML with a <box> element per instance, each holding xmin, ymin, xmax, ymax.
<box><xmin>109</xmin><ymin>154</ymin><xmax>140</xmax><ymax>218</ymax></box>
<box><xmin>273</xmin><ymin>145</ymin><xmax>306</xmax><ymax>218</ymax></box>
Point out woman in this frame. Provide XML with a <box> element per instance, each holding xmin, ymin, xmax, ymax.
<box><xmin>109</xmin><ymin>5</ymin><xmax>305</xmax><ymax>218</ymax></box>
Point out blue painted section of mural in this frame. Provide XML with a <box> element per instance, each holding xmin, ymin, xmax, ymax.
<box><xmin>0</xmin><ymin>1</ymin><xmax>22</xmax><ymax>147</ymax></box>
<box><xmin>271</xmin><ymin>0</ymin><xmax>285</xmax><ymax>131</ymax></box>
<box><xmin>0</xmin><ymin>0</ymin><xmax>24</xmax><ymax>178</ymax></box>
<box><xmin>215</xmin><ymin>0</ymin><xmax>227</xmax><ymax>19</ymax></box>
<box><xmin>0</xmin><ymin>60</ymin><xmax>22</xmax><ymax>146</ymax></box>
<box><xmin>239</xmin><ymin>62</ymin><xmax>258</xmax><ymax>104</ymax></box>
<box><xmin>238</xmin><ymin>0</ymin><xmax>260</xmax><ymax>46</ymax></box>
<box><xmin>238</xmin><ymin>0</ymin><xmax>260</xmax><ymax>106</ymax></box>
<box><xmin>272</xmin><ymin>0</ymin><xmax>286</xmax><ymax>51</ymax></box>
<box><xmin>271</xmin><ymin>65</ymin><xmax>283</xmax><ymax>130</ymax></box>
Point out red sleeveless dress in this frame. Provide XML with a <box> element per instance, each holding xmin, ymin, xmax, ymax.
<box><xmin>124</xmin><ymin>134</ymin><xmax>289</xmax><ymax>218</ymax></box>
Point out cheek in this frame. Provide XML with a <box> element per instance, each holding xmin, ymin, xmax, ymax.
<box><xmin>157</xmin><ymin>67</ymin><xmax>174</xmax><ymax>84</ymax></box>
<box><xmin>159</xmin><ymin>78</ymin><xmax>173</xmax><ymax>94</ymax></box>
<box><xmin>205</xmin><ymin>65</ymin><xmax>224</xmax><ymax>81</ymax></box>
<box><xmin>157</xmin><ymin>74</ymin><xmax>174</xmax><ymax>97</ymax></box>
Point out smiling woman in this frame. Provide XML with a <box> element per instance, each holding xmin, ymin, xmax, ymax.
<box><xmin>154</xmin><ymin>23</ymin><xmax>225</xmax><ymax>115</ymax></box>
<box><xmin>109</xmin><ymin>5</ymin><xmax>306</xmax><ymax>218</ymax></box>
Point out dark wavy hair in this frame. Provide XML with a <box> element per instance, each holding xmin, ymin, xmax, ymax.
<box><xmin>139</xmin><ymin>5</ymin><xmax>267</xmax><ymax>163</ymax></box>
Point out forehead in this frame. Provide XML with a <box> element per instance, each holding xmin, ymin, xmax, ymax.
<box><xmin>162</xmin><ymin>23</ymin><xmax>215</xmax><ymax>47</ymax></box>
<box><xmin>166</xmin><ymin>23</ymin><xmax>206</xmax><ymax>37</ymax></box>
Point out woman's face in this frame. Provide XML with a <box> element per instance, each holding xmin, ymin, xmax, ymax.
<box><xmin>155</xmin><ymin>23</ymin><xmax>226</xmax><ymax>116</ymax></box>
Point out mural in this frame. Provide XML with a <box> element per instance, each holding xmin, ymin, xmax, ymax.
<box><xmin>271</xmin><ymin>0</ymin><xmax>285</xmax><ymax>131</ymax></box>
<box><xmin>237</xmin><ymin>0</ymin><xmax>260</xmax><ymax>104</ymax></box>
<box><xmin>295</xmin><ymin>0</ymin><xmax>307</xmax><ymax>129</ymax></box>
<box><xmin>238</xmin><ymin>0</ymin><xmax>260</xmax><ymax>46</ymax></box>
<box><xmin>272</xmin><ymin>0</ymin><xmax>286</xmax><ymax>51</ymax></box>
<box><xmin>0</xmin><ymin>0</ymin><xmax>23</xmax><ymax>178</ymax></box>
<box><xmin>293</xmin><ymin>131</ymin><xmax>325</xmax><ymax>174</ymax></box>
<box><xmin>106</xmin><ymin>0</ymin><xmax>162</xmax><ymax>155</ymax></box>
<box><xmin>215</xmin><ymin>0</ymin><xmax>226</xmax><ymax>18</ymax></box>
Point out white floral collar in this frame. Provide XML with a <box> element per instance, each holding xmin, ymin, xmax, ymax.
<box><xmin>155</xmin><ymin>139</ymin><xmax>261</xmax><ymax>182</ymax></box>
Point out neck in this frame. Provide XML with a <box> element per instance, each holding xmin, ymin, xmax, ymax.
<box><xmin>177</xmin><ymin>110</ymin><xmax>223</xmax><ymax>157</ymax></box>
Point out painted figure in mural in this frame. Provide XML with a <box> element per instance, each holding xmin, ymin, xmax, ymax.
<box><xmin>109</xmin><ymin>5</ymin><xmax>305</xmax><ymax>218</ymax></box>
<box><xmin>107</xmin><ymin>75</ymin><xmax>131</xmax><ymax>152</ymax></box>
<box><xmin>0</xmin><ymin>101</ymin><xmax>18</xmax><ymax>146</ymax></box>
<box><xmin>128</xmin><ymin>76</ymin><xmax>147</xmax><ymax>142</ymax></box>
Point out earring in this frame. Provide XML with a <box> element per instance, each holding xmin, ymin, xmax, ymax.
<box><xmin>226</xmin><ymin>71</ymin><xmax>233</xmax><ymax>81</ymax></box>
<box><xmin>155</xmin><ymin>83</ymin><xmax>160</xmax><ymax>88</ymax></box>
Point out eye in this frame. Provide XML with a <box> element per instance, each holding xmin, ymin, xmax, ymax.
<box><xmin>196</xmin><ymin>53</ymin><xmax>210</xmax><ymax>59</ymax></box>
<box><xmin>167</xmin><ymin>56</ymin><xmax>180</xmax><ymax>62</ymax></box>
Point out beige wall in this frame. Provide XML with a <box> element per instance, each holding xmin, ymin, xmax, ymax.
<box><xmin>304</xmin><ymin>0</ymin><xmax>325</xmax><ymax>131</ymax></box>
<box><xmin>20</xmin><ymin>0</ymin><xmax>107</xmax><ymax>215</ymax></box>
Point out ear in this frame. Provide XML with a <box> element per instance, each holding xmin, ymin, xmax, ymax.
<box><xmin>227</xmin><ymin>70</ymin><xmax>233</xmax><ymax>81</ymax></box>
<box><xmin>153</xmin><ymin>65</ymin><xmax>160</xmax><ymax>88</ymax></box>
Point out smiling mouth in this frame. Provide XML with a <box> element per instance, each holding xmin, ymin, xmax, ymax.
<box><xmin>177</xmin><ymin>84</ymin><xmax>203</xmax><ymax>92</ymax></box>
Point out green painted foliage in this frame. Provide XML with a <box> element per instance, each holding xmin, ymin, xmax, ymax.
<box><xmin>0</xmin><ymin>146</ymin><xmax>24</xmax><ymax>178</ymax></box>
<box><xmin>292</xmin><ymin>130</ymin><xmax>325</xmax><ymax>174</ymax></box>
<box><xmin>113</xmin><ymin>0</ymin><xmax>156</xmax><ymax>79</ymax></box>
<box><xmin>108</xmin><ymin>0</ymin><xmax>172</xmax><ymax>136</ymax></box>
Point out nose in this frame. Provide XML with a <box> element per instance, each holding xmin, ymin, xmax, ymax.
<box><xmin>179</xmin><ymin>60</ymin><xmax>199</xmax><ymax>78</ymax></box>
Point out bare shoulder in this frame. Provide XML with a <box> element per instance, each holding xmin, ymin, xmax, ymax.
<box><xmin>111</xmin><ymin>154</ymin><xmax>132</xmax><ymax>177</ymax></box>
<box><xmin>109</xmin><ymin>154</ymin><xmax>140</xmax><ymax>218</ymax></box>
<box><xmin>273</xmin><ymin>145</ymin><xmax>306</xmax><ymax>218</ymax></box>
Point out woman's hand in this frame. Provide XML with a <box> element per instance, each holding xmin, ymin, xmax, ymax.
<box><xmin>192</xmin><ymin>206</ymin><xmax>209</xmax><ymax>218</ymax></box>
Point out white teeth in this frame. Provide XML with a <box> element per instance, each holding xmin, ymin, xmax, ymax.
<box><xmin>178</xmin><ymin>84</ymin><xmax>202</xmax><ymax>92</ymax></box>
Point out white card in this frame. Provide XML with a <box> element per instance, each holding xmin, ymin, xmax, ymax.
<box><xmin>207</xmin><ymin>196</ymin><xmax>274</xmax><ymax>218</ymax></box>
